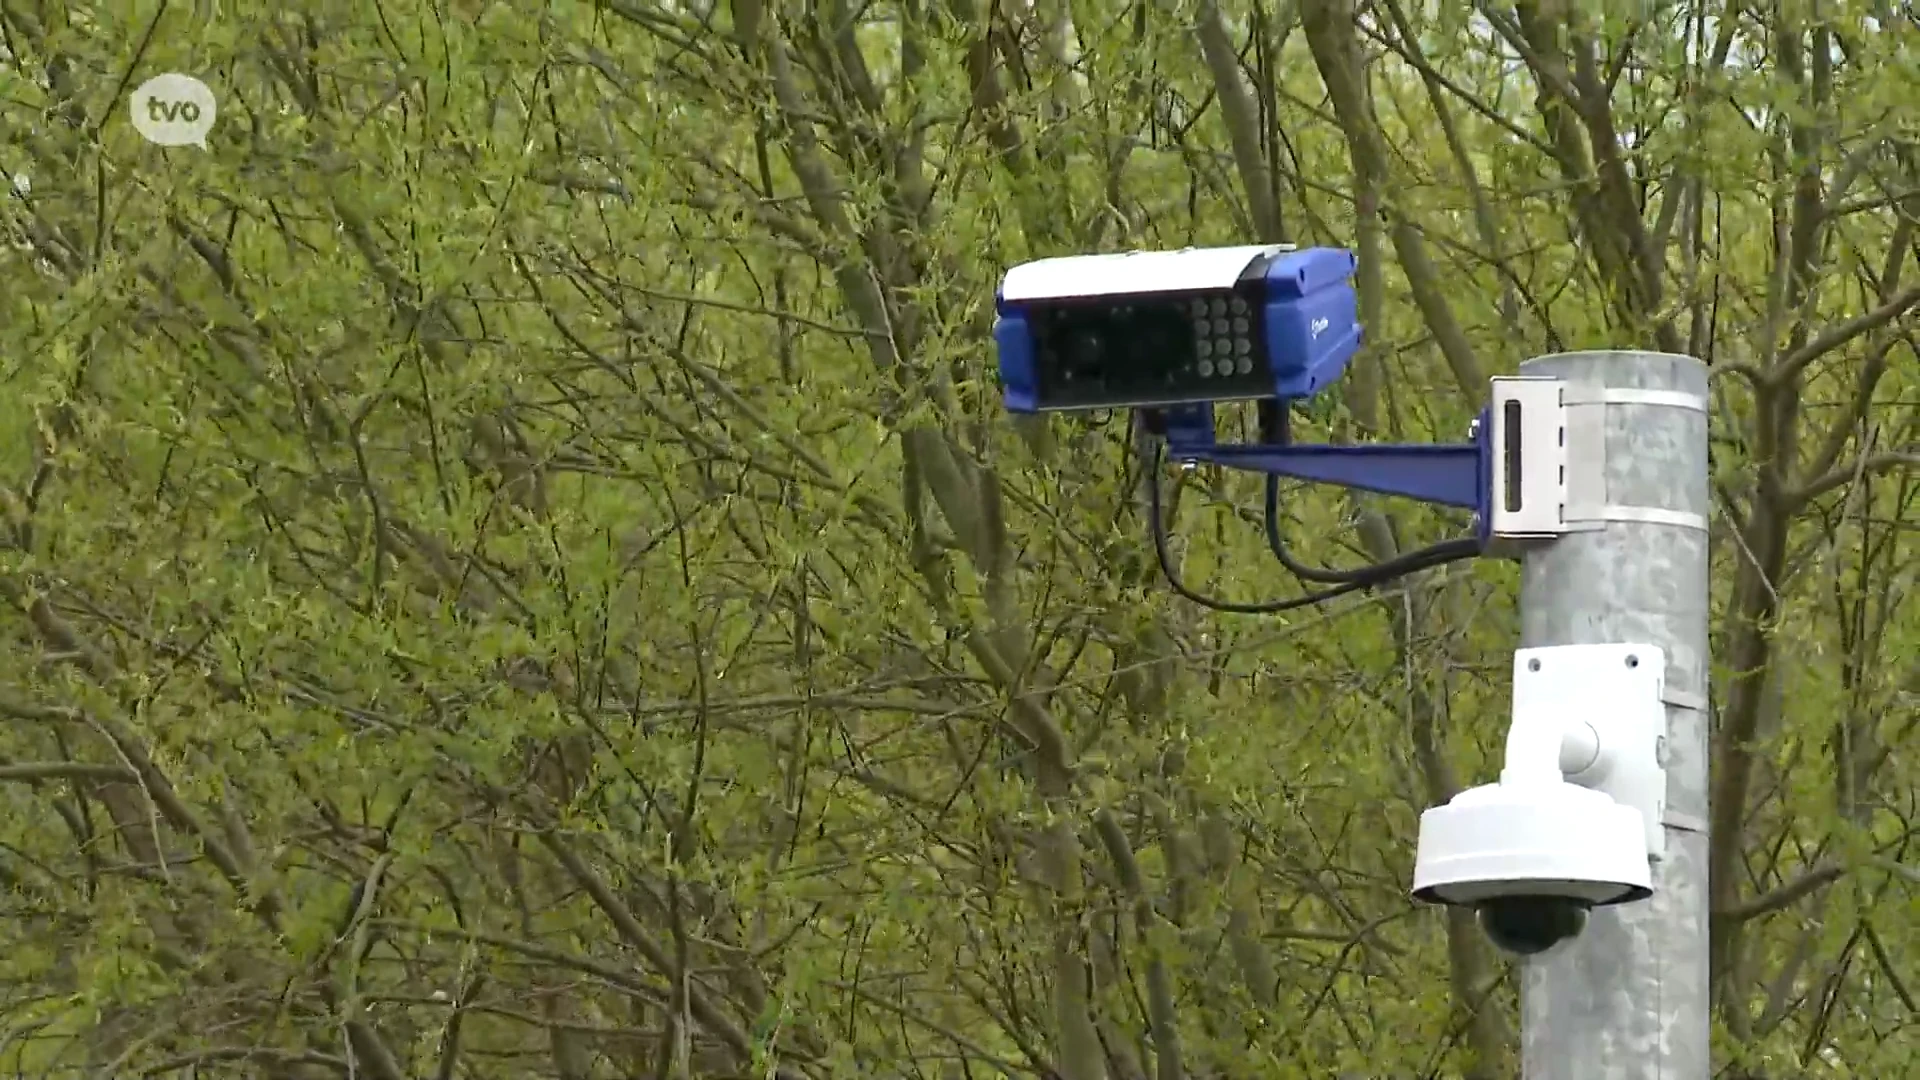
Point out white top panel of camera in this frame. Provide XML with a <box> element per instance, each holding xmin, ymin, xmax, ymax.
<box><xmin>1001</xmin><ymin>244</ymin><xmax>1296</xmax><ymax>303</ymax></box>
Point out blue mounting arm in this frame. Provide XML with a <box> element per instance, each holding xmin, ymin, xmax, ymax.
<box><xmin>1156</xmin><ymin>403</ymin><xmax>1495</xmax><ymax>543</ymax></box>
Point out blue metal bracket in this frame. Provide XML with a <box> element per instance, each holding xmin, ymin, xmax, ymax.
<box><xmin>1156</xmin><ymin>402</ymin><xmax>1495</xmax><ymax>544</ymax></box>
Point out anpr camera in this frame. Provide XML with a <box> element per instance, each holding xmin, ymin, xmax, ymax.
<box><xmin>994</xmin><ymin>244</ymin><xmax>1361</xmax><ymax>412</ymax></box>
<box><xmin>1412</xmin><ymin>644</ymin><xmax>1669</xmax><ymax>956</ymax></box>
<box><xmin>988</xmin><ymin>243</ymin><xmax>1591</xmax><ymax>553</ymax></box>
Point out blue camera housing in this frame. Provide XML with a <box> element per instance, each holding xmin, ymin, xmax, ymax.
<box><xmin>992</xmin><ymin>305</ymin><xmax>1042</xmax><ymax>413</ymax></box>
<box><xmin>1260</xmin><ymin>247</ymin><xmax>1361</xmax><ymax>398</ymax></box>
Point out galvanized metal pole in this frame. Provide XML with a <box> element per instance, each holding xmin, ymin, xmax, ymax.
<box><xmin>1517</xmin><ymin>351</ymin><xmax>1712</xmax><ymax>1080</ymax></box>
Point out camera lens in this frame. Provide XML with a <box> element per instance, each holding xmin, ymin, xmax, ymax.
<box><xmin>1477</xmin><ymin>897</ymin><xmax>1590</xmax><ymax>956</ymax></box>
<box><xmin>1065</xmin><ymin>327</ymin><xmax>1106</xmax><ymax>375</ymax></box>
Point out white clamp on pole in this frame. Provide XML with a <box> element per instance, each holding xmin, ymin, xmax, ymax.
<box><xmin>1486</xmin><ymin>376</ymin><xmax>1712</xmax><ymax>553</ymax></box>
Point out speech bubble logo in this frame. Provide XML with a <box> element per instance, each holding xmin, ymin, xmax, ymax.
<box><xmin>130</xmin><ymin>73</ymin><xmax>217</xmax><ymax>148</ymax></box>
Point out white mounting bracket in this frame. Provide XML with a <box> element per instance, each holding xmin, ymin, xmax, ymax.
<box><xmin>1506</xmin><ymin>643</ymin><xmax>1669</xmax><ymax>861</ymax></box>
<box><xmin>1488</xmin><ymin>376</ymin><xmax>1581</xmax><ymax>543</ymax></box>
<box><xmin>1486</xmin><ymin>375</ymin><xmax>1711</xmax><ymax>554</ymax></box>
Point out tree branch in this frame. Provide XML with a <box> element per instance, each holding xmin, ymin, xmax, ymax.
<box><xmin>142</xmin><ymin>1048</ymin><xmax>348</xmax><ymax>1076</ymax></box>
<box><xmin>1299</xmin><ymin>0</ymin><xmax>1484</xmax><ymax>397</ymax></box>
<box><xmin>1093</xmin><ymin>808</ymin><xmax>1185</xmax><ymax>1080</ymax></box>
<box><xmin>0</xmin><ymin>762</ymin><xmax>133</xmax><ymax>782</ymax></box>
<box><xmin>1197</xmin><ymin>0</ymin><xmax>1283</xmax><ymax>241</ymax></box>
<box><xmin>1721</xmin><ymin>862</ymin><xmax>1846</xmax><ymax>924</ymax></box>
<box><xmin>1791</xmin><ymin>451</ymin><xmax>1918</xmax><ymax>507</ymax></box>
<box><xmin>373</xmin><ymin>919</ymin><xmax>667</xmax><ymax>1000</ymax></box>
<box><xmin>535</xmin><ymin>829</ymin><xmax>795</xmax><ymax>1078</ymax></box>
<box><xmin>1769</xmin><ymin>283</ymin><xmax>1920</xmax><ymax>384</ymax></box>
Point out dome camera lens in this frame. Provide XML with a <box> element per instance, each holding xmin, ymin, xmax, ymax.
<box><xmin>1476</xmin><ymin>897</ymin><xmax>1590</xmax><ymax>956</ymax></box>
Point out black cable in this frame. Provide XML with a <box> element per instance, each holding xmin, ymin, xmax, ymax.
<box><xmin>1250</xmin><ymin>398</ymin><xmax>1483</xmax><ymax>586</ymax></box>
<box><xmin>1143</xmin><ymin>442</ymin><xmax>1476</xmax><ymax>614</ymax></box>
<box><xmin>1263</xmin><ymin>474</ymin><xmax>1482</xmax><ymax>584</ymax></box>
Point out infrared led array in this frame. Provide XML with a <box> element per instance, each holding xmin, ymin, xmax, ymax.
<box><xmin>1191</xmin><ymin>295</ymin><xmax>1256</xmax><ymax>379</ymax></box>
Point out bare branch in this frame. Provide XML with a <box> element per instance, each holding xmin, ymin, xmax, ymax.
<box><xmin>1094</xmin><ymin>808</ymin><xmax>1186</xmax><ymax>1080</ymax></box>
<box><xmin>1721</xmin><ymin>862</ymin><xmax>1846</xmax><ymax>924</ymax></box>
<box><xmin>0</xmin><ymin>762</ymin><xmax>133</xmax><ymax>783</ymax></box>
<box><xmin>142</xmin><ymin>1048</ymin><xmax>348</xmax><ymax>1076</ymax></box>
<box><xmin>1791</xmin><ymin>451</ymin><xmax>1919</xmax><ymax>506</ymax></box>
<box><xmin>372</xmin><ymin>919</ymin><xmax>666</xmax><ymax>1000</ymax></box>
<box><xmin>1197</xmin><ymin>0</ymin><xmax>1284</xmax><ymax>241</ymax></box>
<box><xmin>1864</xmin><ymin>922</ymin><xmax>1918</xmax><ymax>1014</ymax></box>
<box><xmin>0</xmin><ymin>692</ymin><xmax>84</xmax><ymax>724</ymax></box>
<box><xmin>1770</xmin><ymin>283</ymin><xmax>1920</xmax><ymax>384</ymax></box>
<box><xmin>1299</xmin><ymin>0</ymin><xmax>1485</xmax><ymax>396</ymax></box>
<box><xmin>535</xmin><ymin>829</ymin><xmax>791</xmax><ymax>1077</ymax></box>
<box><xmin>825</xmin><ymin>978</ymin><xmax>1047</xmax><ymax>1076</ymax></box>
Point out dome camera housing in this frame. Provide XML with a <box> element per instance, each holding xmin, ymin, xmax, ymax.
<box><xmin>1412</xmin><ymin>777</ymin><xmax>1651</xmax><ymax>957</ymax></box>
<box><xmin>1411</xmin><ymin>644</ymin><xmax>1669</xmax><ymax>957</ymax></box>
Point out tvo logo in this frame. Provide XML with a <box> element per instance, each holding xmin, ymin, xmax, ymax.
<box><xmin>147</xmin><ymin>97</ymin><xmax>203</xmax><ymax>124</ymax></box>
<box><xmin>130</xmin><ymin>73</ymin><xmax>216</xmax><ymax>148</ymax></box>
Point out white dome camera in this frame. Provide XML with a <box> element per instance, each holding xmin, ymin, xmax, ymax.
<box><xmin>1412</xmin><ymin>643</ymin><xmax>1668</xmax><ymax>956</ymax></box>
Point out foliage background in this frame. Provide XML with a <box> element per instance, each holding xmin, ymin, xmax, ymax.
<box><xmin>0</xmin><ymin>0</ymin><xmax>1913</xmax><ymax>1077</ymax></box>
